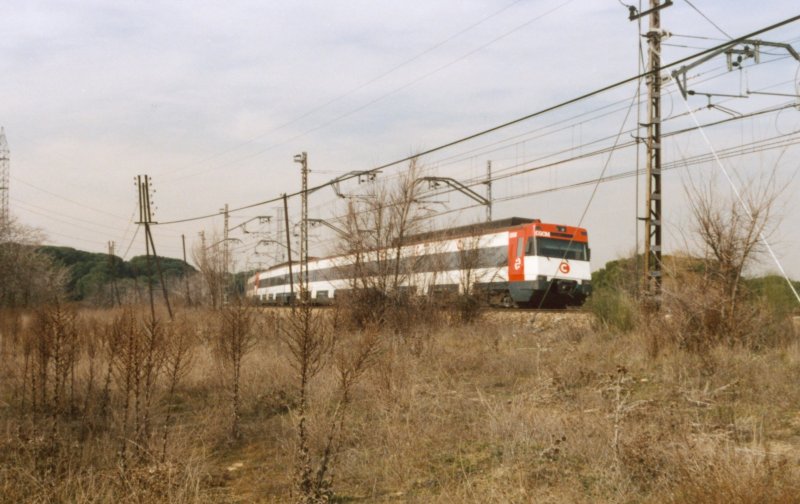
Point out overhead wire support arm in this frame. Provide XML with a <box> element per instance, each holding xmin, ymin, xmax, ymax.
<box><xmin>627</xmin><ymin>0</ymin><xmax>672</xmax><ymax>21</ymax></box>
<box><xmin>206</xmin><ymin>237</ymin><xmax>243</xmax><ymax>250</ymax></box>
<box><xmin>672</xmin><ymin>39</ymin><xmax>800</xmax><ymax>98</ymax></box>
<box><xmin>417</xmin><ymin>176</ymin><xmax>490</xmax><ymax>206</ymax></box>
<box><xmin>230</xmin><ymin>215</ymin><xmax>272</xmax><ymax>234</ymax></box>
<box><xmin>256</xmin><ymin>238</ymin><xmax>289</xmax><ymax>250</ymax></box>
<box><xmin>330</xmin><ymin>170</ymin><xmax>380</xmax><ymax>198</ymax></box>
<box><xmin>151</xmin><ymin>14</ymin><xmax>800</xmax><ymax>227</ymax></box>
<box><xmin>307</xmin><ymin>218</ymin><xmax>349</xmax><ymax>238</ymax></box>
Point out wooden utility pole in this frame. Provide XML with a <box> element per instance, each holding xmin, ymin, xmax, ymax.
<box><xmin>283</xmin><ymin>193</ymin><xmax>294</xmax><ymax>302</ymax></box>
<box><xmin>630</xmin><ymin>0</ymin><xmax>671</xmax><ymax>307</ymax></box>
<box><xmin>136</xmin><ymin>175</ymin><xmax>174</xmax><ymax>320</ymax></box>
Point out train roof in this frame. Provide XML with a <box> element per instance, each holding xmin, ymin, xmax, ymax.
<box><xmin>398</xmin><ymin>217</ymin><xmax>537</xmax><ymax>246</ymax></box>
<box><xmin>253</xmin><ymin>217</ymin><xmax>584</xmax><ymax>277</ymax></box>
<box><xmin>262</xmin><ymin>256</ymin><xmax>320</xmax><ymax>272</ymax></box>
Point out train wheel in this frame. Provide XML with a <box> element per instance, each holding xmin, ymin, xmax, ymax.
<box><xmin>500</xmin><ymin>293</ymin><xmax>517</xmax><ymax>309</ymax></box>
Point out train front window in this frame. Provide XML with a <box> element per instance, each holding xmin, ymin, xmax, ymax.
<box><xmin>535</xmin><ymin>238</ymin><xmax>588</xmax><ymax>260</ymax></box>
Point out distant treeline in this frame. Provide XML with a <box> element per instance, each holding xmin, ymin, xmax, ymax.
<box><xmin>38</xmin><ymin>246</ymin><xmax>196</xmax><ymax>302</ymax></box>
<box><xmin>588</xmin><ymin>255</ymin><xmax>800</xmax><ymax>332</ymax></box>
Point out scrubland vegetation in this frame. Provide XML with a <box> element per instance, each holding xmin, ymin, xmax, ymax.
<box><xmin>2</xmin><ymin>171</ymin><xmax>799</xmax><ymax>502</ymax></box>
<box><xmin>1</xmin><ymin>292</ymin><xmax>799</xmax><ymax>503</ymax></box>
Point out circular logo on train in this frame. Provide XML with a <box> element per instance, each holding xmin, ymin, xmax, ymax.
<box><xmin>559</xmin><ymin>261</ymin><xmax>570</xmax><ymax>274</ymax></box>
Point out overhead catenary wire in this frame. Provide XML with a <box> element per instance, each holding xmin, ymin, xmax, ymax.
<box><xmin>276</xmin><ymin>58</ymin><xmax>800</xmax><ymax>236</ymax></box>
<box><xmin>291</xmin><ymin>37</ymin><xmax>800</xmax><ymax>221</ymax></box>
<box><xmin>10</xmin><ymin>196</ymin><xmax>179</xmax><ymax>246</ymax></box>
<box><xmin>155</xmin><ymin>14</ymin><xmax>800</xmax><ymax>227</ymax></box>
<box><xmin>257</xmin><ymin>88</ymin><xmax>800</xmax><ymax>254</ymax></box>
<box><xmin>163</xmin><ymin>0</ymin><xmax>578</xmax><ymax>183</ymax></box>
<box><xmin>312</xmin><ymin>101</ymin><xmax>799</xmax><ymax>237</ymax></box>
<box><xmin>533</xmin><ymin>80</ymin><xmax>640</xmax><ymax>310</ymax></box>
<box><xmin>677</xmin><ymin>94</ymin><xmax>800</xmax><ymax>305</ymax></box>
<box><xmin>682</xmin><ymin>0</ymin><xmax>732</xmax><ymax>40</ymax></box>
<box><xmin>12</xmin><ymin>176</ymin><xmax>130</xmax><ymax>221</ymax></box>
<box><xmin>159</xmin><ymin>0</ymin><xmax>530</xmax><ymax>180</ymax></box>
<box><xmin>395</xmin><ymin>131</ymin><xmax>800</xmax><ymax>233</ymax></box>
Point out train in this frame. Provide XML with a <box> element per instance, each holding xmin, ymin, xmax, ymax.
<box><xmin>246</xmin><ymin>217</ymin><xmax>592</xmax><ymax>308</ymax></box>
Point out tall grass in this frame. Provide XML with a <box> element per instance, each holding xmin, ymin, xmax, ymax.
<box><xmin>1</xmin><ymin>301</ymin><xmax>800</xmax><ymax>502</ymax></box>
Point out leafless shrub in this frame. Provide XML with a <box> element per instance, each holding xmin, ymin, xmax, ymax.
<box><xmin>213</xmin><ymin>299</ymin><xmax>256</xmax><ymax>441</ymax></box>
<box><xmin>666</xmin><ymin>170</ymin><xmax>787</xmax><ymax>349</ymax></box>
<box><xmin>191</xmin><ymin>231</ymin><xmax>227</xmax><ymax>309</ymax></box>
<box><xmin>112</xmin><ymin>308</ymin><xmax>167</xmax><ymax>464</ymax></box>
<box><xmin>161</xmin><ymin>315</ymin><xmax>195</xmax><ymax>461</ymax></box>
<box><xmin>26</xmin><ymin>303</ymin><xmax>79</xmax><ymax>434</ymax></box>
<box><xmin>453</xmin><ymin>234</ymin><xmax>485</xmax><ymax>324</ymax></box>
<box><xmin>281</xmin><ymin>301</ymin><xmax>331</xmax><ymax>502</ymax></box>
<box><xmin>307</xmin><ymin>328</ymin><xmax>382</xmax><ymax>501</ymax></box>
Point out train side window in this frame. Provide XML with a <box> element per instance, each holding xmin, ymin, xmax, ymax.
<box><xmin>526</xmin><ymin>237</ymin><xmax>534</xmax><ymax>256</ymax></box>
<box><xmin>516</xmin><ymin>236</ymin><xmax>524</xmax><ymax>258</ymax></box>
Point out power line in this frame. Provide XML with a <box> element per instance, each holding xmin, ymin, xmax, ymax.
<box><xmin>155</xmin><ymin>14</ymin><xmax>800</xmax><ymax>226</ymax></box>
<box><xmin>11</xmin><ymin>176</ymin><xmax>130</xmax><ymax>220</ymax></box>
<box><xmin>319</xmin><ymin>101</ymin><xmax>799</xmax><ymax>231</ymax></box>
<box><xmin>678</xmin><ymin>92</ymin><xmax>800</xmax><ymax>304</ymax></box>
<box><xmin>277</xmin><ymin>127</ymin><xmax>798</xmax><ymax>270</ymax></box>
<box><xmin>297</xmin><ymin>56</ymin><xmax>772</xmax><ymax>216</ymax></box>
<box><xmin>409</xmin><ymin>131</ymin><xmax>800</xmax><ymax>228</ymax></box>
<box><xmin>11</xmin><ymin>197</ymin><xmax>135</xmax><ymax>236</ymax></box>
<box><xmin>164</xmin><ymin>0</ymin><xmax>578</xmax><ymax>183</ymax></box>
<box><xmin>158</xmin><ymin>0</ymin><xmax>528</xmax><ymax>180</ymax></box>
<box><xmin>456</xmin><ymin>101</ymin><xmax>798</xmax><ymax>191</ymax></box>
<box><xmin>10</xmin><ymin>196</ymin><xmax>177</xmax><ymax>241</ymax></box>
<box><xmin>121</xmin><ymin>225</ymin><xmax>140</xmax><ymax>260</ymax></box>
<box><xmin>682</xmin><ymin>0</ymin><xmax>732</xmax><ymax>39</ymax></box>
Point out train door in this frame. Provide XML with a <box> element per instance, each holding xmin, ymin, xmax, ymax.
<box><xmin>508</xmin><ymin>228</ymin><xmax>526</xmax><ymax>282</ymax></box>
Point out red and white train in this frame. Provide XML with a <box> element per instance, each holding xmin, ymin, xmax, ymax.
<box><xmin>246</xmin><ymin>217</ymin><xmax>591</xmax><ymax>308</ymax></box>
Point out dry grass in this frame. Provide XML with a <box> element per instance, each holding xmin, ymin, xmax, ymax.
<box><xmin>2</xmin><ymin>305</ymin><xmax>800</xmax><ymax>503</ymax></box>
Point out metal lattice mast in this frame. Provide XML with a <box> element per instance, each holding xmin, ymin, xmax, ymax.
<box><xmin>630</xmin><ymin>0</ymin><xmax>671</xmax><ymax>307</ymax></box>
<box><xmin>485</xmin><ymin>160</ymin><xmax>492</xmax><ymax>222</ymax></box>
<box><xmin>0</xmin><ymin>127</ymin><xmax>9</xmax><ymax>230</ymax></box>
<box><xmin>294</xmin><ymin>152</ymin><xmax>308</xmax><ymax>301</ymax></box>
<box><xmin>646</xmin><ymin>0</ymin><xmax>664</xmax><ymax>304</ymax></box>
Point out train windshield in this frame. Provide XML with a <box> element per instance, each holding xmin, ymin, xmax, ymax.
<box><xmin>535</xmin><ymin>238</ymin><xmax>588</xmax><ymax>261</ymax></box>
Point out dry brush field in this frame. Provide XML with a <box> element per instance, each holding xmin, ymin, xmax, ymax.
<box><xmin>2</xmin><ymin>304</ymin><xmax>800</xmax><ymax>503</ymax></box>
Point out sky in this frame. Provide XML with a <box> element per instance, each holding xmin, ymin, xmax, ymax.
<box><xmin>2</xmin><ymin>0</ymin><xmax>800</xmax><ymax>279</ymax></box>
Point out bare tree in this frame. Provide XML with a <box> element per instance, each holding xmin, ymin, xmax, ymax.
<box><xmin>687</xmin><ymin>171</ymin><xmax>780</xmax><ymax>313</ymax></box>
<box><xmin>455</xmin><ymin>234</ymin><xmax>485</xmax><ymax>323</ymax></box>
<box><xmin>0</xmin><ymin>218</ymin><xmax>67</xmax><ymax>308</ymax></box>
<box><xmin>336</xmin><ymin>158</ymin><xmax>429</xmax><ymax>327</ymax></box>
<box><xmin>669</xmin><ymin>168</ymin><xmax>787</xmax><ymax>347</ymax></box>
<box><xmin>192</xmin><ymin>231</ymin><xmax>226</xmax><ymax>308</ymax></box>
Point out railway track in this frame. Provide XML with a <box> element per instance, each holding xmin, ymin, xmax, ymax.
<box><xmin>485</xmin><ymin>307</ymin><xmax>586</xmax><ymax>314</ymax></box>
<box><xmin>254</xmin><ymin>304</ymin><xmax>588</xmax><ymax>315</ymax></box>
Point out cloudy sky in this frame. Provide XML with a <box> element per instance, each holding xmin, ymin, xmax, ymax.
<box><xmin>2</xmin><ymin>0</ymin><xmax>800</xmax><ymax>278</ymax></box>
